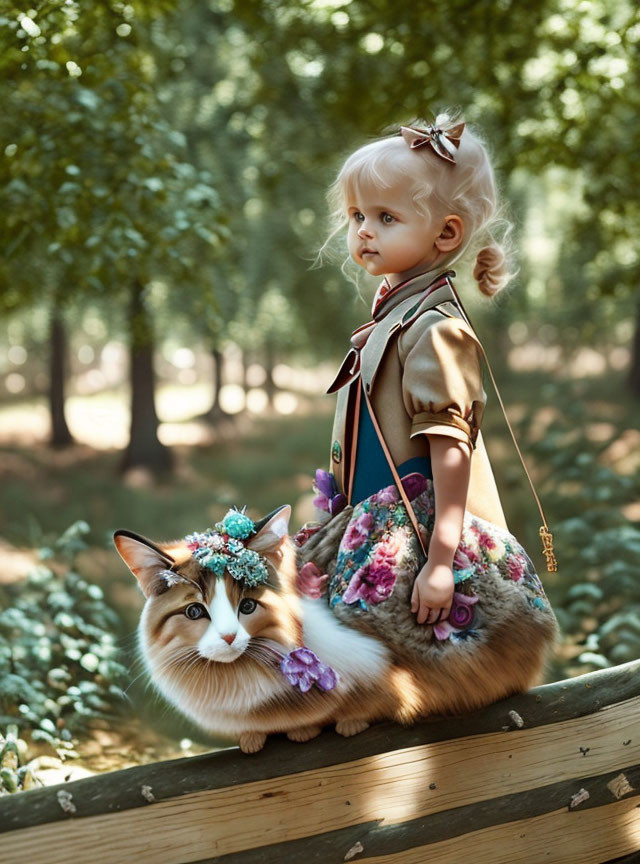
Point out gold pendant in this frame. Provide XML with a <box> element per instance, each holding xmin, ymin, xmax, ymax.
<box><xmin>539</xmin><ymin>525</ymin><xmax>558</xmax><ymax>573</ymax></box>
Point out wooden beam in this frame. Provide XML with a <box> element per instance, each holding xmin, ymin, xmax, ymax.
<box><xmin>2</xmin><ymin>658</ymin><xmax>639</xmax><ymax>835</ymax></box>
<box><xmin>1</xmin><ymin>695</ymin><xmax>638</xmax><ymax>864</ymax></box>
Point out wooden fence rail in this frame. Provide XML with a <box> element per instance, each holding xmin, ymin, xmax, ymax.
<box><xmin>1</xmin><ymin>659</ymin><xmax>640</xmax><ymax>864</ymax></box>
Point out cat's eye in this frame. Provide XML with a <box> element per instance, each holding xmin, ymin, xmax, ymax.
<box><xmin>184</xmin><ymin>603</ymin><xmax>207</xmax><ymax>620</ymax></box>
<box><xmin>238</xmin><ymin>598</ymin><xmax>258</xmax><ymax>616</ymax></box>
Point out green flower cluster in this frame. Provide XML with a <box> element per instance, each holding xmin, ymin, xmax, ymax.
<box><xmin>215</xmin><ymin>508</ymin><xmax>255</xmax><ymax>540</ymax></box>
<box><xmin>185</xmin><ymin>508</ymin><xmax>269</xmax><ymax>587</ymax></box>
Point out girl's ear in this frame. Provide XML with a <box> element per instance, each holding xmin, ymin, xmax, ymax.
<box><xmin>247</xmin><ymin>505</ymin><xmax>291</xmax><ymax>554</ymax></box>
<box><xmin>113</xmin><ymin>530</ymin><xmax>176</xmax><ymax>598</ymax></box>
<box><xmin>435</xmin><ymin>214</ymin><xmax>464</xmax><ymax>253</ymax></box>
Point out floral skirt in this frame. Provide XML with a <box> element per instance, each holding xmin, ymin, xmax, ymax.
<box><xmin>296</xmin><ymin>472</ymin><xmax>558</xmax><ymax>662</ymax></box>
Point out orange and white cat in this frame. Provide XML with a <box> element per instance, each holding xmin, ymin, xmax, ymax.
<box><xmin>115</xmin><ymin>505</ymin><xmax>553</xmax><ymax>753</ymax></box>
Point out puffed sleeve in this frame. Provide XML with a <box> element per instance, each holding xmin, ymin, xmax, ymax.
<box><xmin>397</xmin><ymin>310</ymin><xmax>486</xmax><ymax>450</ymax></box>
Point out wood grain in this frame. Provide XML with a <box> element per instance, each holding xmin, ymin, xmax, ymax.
<box><xmin>354</xmin><ymin>796</ymin><xmax>640</xmax><ymax>864</ymax></box>
<box><xmin>3</xmin><ymin>658</ymin><xmax>640</xmax><ymax>834</ymax></box>
<box><xmin>1</xmin><ymin>696</ymin><xmax>638</xmax><ymax>864</ymax></box>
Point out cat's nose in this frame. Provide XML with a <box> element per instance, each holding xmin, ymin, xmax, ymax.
<box><xmin>221</xmin><ymin>633</ymin><xmax>236</xmax><ymax>645</ymax></box>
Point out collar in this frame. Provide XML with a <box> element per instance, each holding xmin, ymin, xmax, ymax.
<box><xmin>326</xmin><ymin>272</ymin><xmax>457</xmax><ymax>395</ymax></box>
<box><xmin>371</xmin><ymin>268</ymin><xmax>455</xmax><ymax>320</ymax></box>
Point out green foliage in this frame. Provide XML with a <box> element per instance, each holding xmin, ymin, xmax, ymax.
<box><xmin>0</xmin><ymin>724</ymin><xmax>42</xmax><ymax>795</ymax></box>
<box><xmin>0</xmin><ymin>521</ymin><xmax>129</xmax><ymax>754</ymax></box>
<box><xmin>518</xmin><ymin>378</ymin><xmax>640</xmax><ymax>673</ymax></box>
<box><xmin>0</xmin><ymin>1</ymin><xmax>227</xmax><ymax>340</ymax></box>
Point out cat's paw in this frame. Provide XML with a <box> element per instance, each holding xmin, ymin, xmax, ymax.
<box><xmin>238</xmin><ymin>732</ymin><xmax>267</xmax><ymax>754</ymax></box>
<box><xmin>286</xmin><ymin>725</ymin><xmax>322</xmax><ymax>743</ymax></box>
<box><xmin>335</xmin><ymin>719</ymin><xmax>370</xmax><ymax>737</ymax></box>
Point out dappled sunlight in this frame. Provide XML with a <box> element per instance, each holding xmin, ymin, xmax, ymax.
<box><xmin>0</xmin><ymin>384</ymin><xmax>312</xmax><ymax>450</ymax></box>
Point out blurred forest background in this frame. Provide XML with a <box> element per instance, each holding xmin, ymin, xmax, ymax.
<box><xmin>1</xmin><ymin>0</ymin><xmax>639</xmax><ymax>788</ymax></box>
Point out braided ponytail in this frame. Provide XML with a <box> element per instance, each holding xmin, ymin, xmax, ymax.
<box><xmin>473</xmin><ymin>244</ymin><xmax>510</xmax><ymax>296</ymax></box>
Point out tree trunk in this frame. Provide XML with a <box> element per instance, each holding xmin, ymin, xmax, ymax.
<box><xmin>200</xmin><ymin>346</ymin><xmax>233</xmax><ymax>423</ymax></box>
<box><xmin>629</xmin><ymin>297</ymin><xmax>640</xmax><ymax>399</ymax></box>
<box><xmin>264</xmin><ymin>341</ymin><xmax>276</xmax><ymax>408</ymax></box>
<box><xmin>49</xmin><ymin>304</ymin><xmax>74</xmax><ymax>448</ymax></box>
<box><xmin>121</xmin><ymin>280</ymin><xmax>172</xmax><ymax>473</ymax></box>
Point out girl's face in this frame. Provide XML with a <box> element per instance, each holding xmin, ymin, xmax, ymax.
<box><xmin>346</xmin><ymin>176</ymin><xmax>447</xmax><ymax>286</ymax></box>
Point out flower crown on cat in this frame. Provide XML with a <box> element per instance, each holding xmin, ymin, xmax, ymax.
<box><xmin>114</xmin><ymin>505</ymin><xmax>292</xmax><ymax>599</ymax></box>
<box><xmin>183</xmin><ymin>507</ymin><xmax>270</xmax><ymax>588</ymax></box>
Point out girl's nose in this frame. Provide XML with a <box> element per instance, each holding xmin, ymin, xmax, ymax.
<box><xmin>357</xmin><ymin>224</ymin><xmax>372</xmax><ymax>239</ymax></box>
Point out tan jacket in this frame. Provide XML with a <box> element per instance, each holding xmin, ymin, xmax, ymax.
<box><xmin>327</xmin><ymin>270</ymin><xmax>508</xmax><ymax>531</ymax></box>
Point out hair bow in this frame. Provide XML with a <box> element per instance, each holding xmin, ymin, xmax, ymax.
<box><xmin>399</xmin><ymin>120</ymin><xmax>465</xmax><ymax>164</ymax></box>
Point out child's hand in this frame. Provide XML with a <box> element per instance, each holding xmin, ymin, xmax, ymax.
<box><xmin>411</xmin><ymin>561</ymin><xmax>455</xmax><ymax>625</ymax></box>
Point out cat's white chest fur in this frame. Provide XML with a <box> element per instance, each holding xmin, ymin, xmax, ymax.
<box><xmin>300</xmin><ymin>597</ymin><xmax>390</xmax><ymax>687</ymax></box>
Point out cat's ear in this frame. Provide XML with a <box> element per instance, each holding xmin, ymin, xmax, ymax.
<box><xmin>113</xmin><ymin>530</ymin><xmax>177</xmax><ymax>598</ymax></box>
<box><xmin>247</xmin><ymin>505</ymin><xmax>291</xmax><ymax>554</ymax></box>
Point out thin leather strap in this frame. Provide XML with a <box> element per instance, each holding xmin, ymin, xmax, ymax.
<box><xmin>444</xmin><ymin>279</ymin><xmax>556</xmax><ymax>571</ymax></box>
<box><xmin>362</xmin><ymin>386</ymin><xmax>429</xmax><ymax>559</ymax></box>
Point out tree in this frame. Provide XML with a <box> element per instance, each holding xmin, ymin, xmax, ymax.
<box><xmin>0</xmin><ymin>1</ymin><xmax>228</xmax><ymax>467</ymax></box>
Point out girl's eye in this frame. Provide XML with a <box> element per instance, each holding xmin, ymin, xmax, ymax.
<box><xmin>239</xmin><ymin>598</ymin><xmax>258</xmax><ymax>615</ymax></box>
<box><xmin>352</xmin><ymin>211</ymin><xmax>364</xmax><ymax>223</ymax></box>
<box><xmin>381</xmin><ymin>213</ymin><xmax>395</xmax><ymax>224</ymax></box>
<box><xmin>184</xmin><ymin>603</ymin><xmax>207</xmax><ymax>620</ymax></box>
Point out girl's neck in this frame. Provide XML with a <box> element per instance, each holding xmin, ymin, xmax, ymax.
<box><xmin>385</xmin><ymin>254</ymin><xmax>447</xmax><ymax>288</ymax></box>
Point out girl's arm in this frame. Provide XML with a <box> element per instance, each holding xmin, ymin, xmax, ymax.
<box><xmin>410</xmin><ymin>435</ymin><xmax>471</xmax><ymax>625</ymax></box>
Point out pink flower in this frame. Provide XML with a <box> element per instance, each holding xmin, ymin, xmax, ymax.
<box><xmin>433</xmin><ymin>619</ymin><xmax>457</xmax><ymax>641</ymax></box>
<box><xmin>313</xmin><ymin>493</ymin><xmax>330</xmax><ymax>512</ymax></box>
<box><xmin>477</xmin><ymin>531</ymin><xmax>496</xmax><ymax>551</ymax></box>
<box><xmin>297</xmin><ymin>562</ymin><xmax>329</xmax><ymax>599</ymax></box>
<box><xmin>465</xmin><ymin>545</ymin><xmax>480</xmax><ymax>563</ymax></box>
<box><xmin>342</xmin><ymin>511</ymin><xmax>374</xmax><ymax>550</ymax></box>
<box><xmin>453</xmin><ymin>547</ymin><xmax>474</xmax><ymax>572</ymax></box>
<box><xmin>372</xmin><ymin>534</ymin><xmax>403</xmax><ymax>568</ymax></box>
<box><xmin>293</xmin><ymin>523</ymin><xmax>322</xmax><ymax>547</ymax></box>
<box><xmin>507</xmin><ymin>555</ymin><xmax>526</xmax><ymax>582</ymax></box>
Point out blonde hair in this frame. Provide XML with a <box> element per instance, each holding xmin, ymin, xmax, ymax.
<box><xmin>321</xmin><ymin>113</ymin><xmax>514</xmax><ymax>297</ymax></box>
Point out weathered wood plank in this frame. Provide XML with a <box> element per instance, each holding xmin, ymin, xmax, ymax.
<box><xmin>189</xmin><ymin>763</ymin><xmax>640</xmax><ymax>864</ymax></box>
<box><xmin>352</xmin><ymin>796</ymin><xmax>640</xmax><ymax>864</ymax></box>
<box><xmin>2</xmin><ymin>659</ymin><xmax>639</xmax><ymax>833</ymax></box>
<box><xmin>1</xmin><ymin>696</ymin><xmax>638</xmax><ymax>864</ymax></box>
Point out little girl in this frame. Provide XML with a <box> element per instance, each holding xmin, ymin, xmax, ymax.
<box><xmin>296</xmin><ymin>113</ymin><xmax>558</xmax><ymax>677</ymax></box>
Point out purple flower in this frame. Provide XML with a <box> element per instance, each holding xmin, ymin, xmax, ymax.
<box><xmin>342</xmin><ymin>563</ymin><xmax>396</xmax><ymax>606</ymax></box>
<box><xmin>314</xmin><ymin>469</ymin><xmax>337</xmax><ymax>500</ymax></box>
<box><xmin>342</xmin><ymin>511</ymin><xmax>374</xmax><ymax>550</ymax></box>
<box><xmin>449</xmin><ymin>592</ymin><xmax>479</xmax><ymax>628</ymax></box>
<box><xmin>376</xmin><ymin>484</ymin><xmax>399</xmax><ymax>505</ymax></box>
<box><xmin>280</xmin><ymin>647</ymin><xmax>338</xmax><ymax>692</ymax></box>
<box><xmin>433</xmin><ymin>592</ymin><xmax>479</xmax><ymax>640</ymax></box>
<box><xmin>330</xmin><ymin>493</ymin><xmax>347</xmax><ymax>516</ymax></box>
<box><xmin>401</xmin><ymin>472</ymin><xmax>428</xmax><ymax>500</ymax></box>
<box><xmin>313</xmin><ymin>471</ymin><xmax>346</xmax><ymax>516</ymax></box>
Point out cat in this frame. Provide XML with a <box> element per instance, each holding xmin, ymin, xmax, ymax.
<box><xmin>114</xmin><ymin>503</ymin><xmax>558</xmax><ymax>754</ymax></box>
